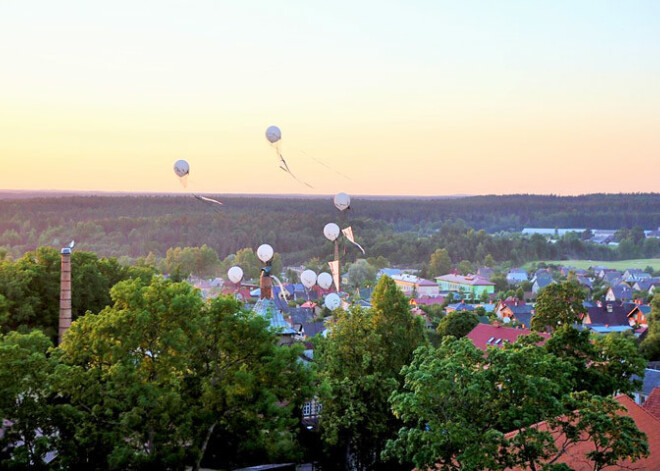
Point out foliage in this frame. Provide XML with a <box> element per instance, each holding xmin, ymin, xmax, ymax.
<box><xmin>346</xmin><ymin>259</ymin><xmax>378</xmax><ymax>290</ymax></box>
<box><xmin>0</xmin><ymin>330</ymin><xmax>63</xmax><ymax>469</ymax></box>
<box><xmin>640</xmin><ymin>294</ymin><xmax>660</xmax><ymax>360</ymax></box>
<box><xmin>436</xmin><ymin>310</ymin><xmax>479</xmax><ymax>339</ymax></box>
<box><xmin>385</xmin><ymin>337</ymin><xmax>648</xmax><ymax>471</ymax></box>
<box><xmin>545</xmin><ymin>326</ymin><xmax>646</xmax><ymax>396</ymax></box>
<box><xmin>531</xmin><ymin>281</ymin><xmax>586</xmax><ymax>332</ymax></box>
<box><xmin>2</xmin><ymin>194</ymin><xmax>658</xmax><ymax>268</ymax></box>
<box><xmin>0</xmin><ymin>247</ymin><xmax>154</xmax><ymax>341</ymax></box>
<box><xmin>163</xmin><ymin>244</ymin><xmax>220</xmax><ymax>278</ymax></box>
<box><xmin>428</xmin><ymin>248</ymin><xmax>452</xmax><ymax>278</ymax></box>
<box><xmin>315</xmin><ymin>276</ymin><xmax>424</xmax><ymax>470</ymax></box>
<box><xmin>0</xmin><ymin>277</ymin><xmax>311</xmax><ymax>470</ymax></box>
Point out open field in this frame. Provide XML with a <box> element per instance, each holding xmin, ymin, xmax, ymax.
<box><xmin>526</xmin><ymin>259</ymin><xmax>660</xmax><ymax>272</ymax></box>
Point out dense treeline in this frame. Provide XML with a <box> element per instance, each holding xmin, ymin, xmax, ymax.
<box><xmin>1</xmin><ymin>193</ymin><xmax>659</xmax><ymax>266</ymax></box>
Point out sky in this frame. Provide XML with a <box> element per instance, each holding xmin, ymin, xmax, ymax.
<box><xmin>1</xmin><ymin>0</ymin><xmax>659</xmax><ymax>196</ymax></box>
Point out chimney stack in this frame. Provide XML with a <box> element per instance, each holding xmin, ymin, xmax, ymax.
<box><xmin>58</xmin><ymin>247</ymin><xmax>72</xmax><ymax>345</ymax></box>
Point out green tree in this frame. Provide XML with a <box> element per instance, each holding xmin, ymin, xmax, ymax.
<box><xmin>545</xmin><ymin>326</ymin><xmax>645</xmax><ymax>396</ymax></box>
<box><xmin>385</xmin><ymin>337</ymin><xmax>648</xmax><ymax>471</ymax></box>
<box><xmin>436</xmin><ymin>310</ymin><xmax>479</xmax><ymax>339</ymax></box>
<box><xmin>490</xmin><ymin>273</ymin><xmax>508</xmax><ymax>293</ymax></box>
<box><xmin>0</xmin><ymin>330</ymin><xmax>65</xmax><ymax>469</ymax></box>
<box><xmin>233</xmin><ymin>248</ymin><xmax>261</xmax><ymax>280</ymax></box>
<box><xmin>640</xmin><ymin>294</ymin><xmax>660</xmax><ymax>360</ymax></box>
<box><xmin>457</xmin><ymin>259</ymin><xmax>474</xmax><ymax>276</ymax></box>
<box><xmin>56</xmin><ymin>277</ymin><xmax>309</xmax><ymax>470</ymax></box>
<box><xmin>428</xmin><ymin>248</ymin><xmax>452</xmax><ymax>278</ymax></box>
<box><xmin>347</xmin><ymin>259</ymin><xmax>378</xmax><ymax>290</ymax></box>
<box><xmin>483</xmin><ymin>253</ymin><xmax>495</xmax><ymax>268</ymax></box>
<box><xmin>531</xmin><ymin>281</ymin><xmax>586</xmax><ymax>332</ymax></box>
<box><xmin>316</xmin><ymin>276</ymin><xmax>424</xmax><ymax>470</ymax></box>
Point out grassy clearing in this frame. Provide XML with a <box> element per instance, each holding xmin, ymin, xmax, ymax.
<box><xmin>525</xmin><ymin>259</ymin><xmax>660</xmax><ymax>272</ymax></box>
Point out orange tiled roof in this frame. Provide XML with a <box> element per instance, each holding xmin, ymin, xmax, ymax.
<box><xmin>644</xmin><ymin>387</ymin><xmax>660</xmax><ymax>421</ymax></box>
<box><xmin>506</xmin><ymin>395</ymin><xmax>660</xmax><ymax>470</ymax></box>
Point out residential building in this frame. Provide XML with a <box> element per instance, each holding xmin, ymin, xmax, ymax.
<box><xmin>505</xmin><ymin>395</ymin><xmax>660</xmax><ymax>470</ymax></box>
<box><xmin>506</xmin><ymin>268</ymin><xmax>528</xmax><ymax>285</ymax></box>
<box><xmin>605</xmin><ymin>283</ymin><xmax>633</xmax><ymax>301</ymax></box>
<box><xmin>392</xmin><ymin>274</ymin><xmax>440</xmax><ymax>297</ymax></box>
<box><xmin>435</xmin><ymin>273</ymin><xmax>495</xmax><ymax>297</ymax></box>
<box><xmin>466</xmin><ymin>323</ymin><xmax>549</xmax><ymax>351</ymax></box>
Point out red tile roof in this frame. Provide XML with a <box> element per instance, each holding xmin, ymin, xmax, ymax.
<box><xmin>644</xmin><ymin>387</ymin><xmax>660</xmax><ymax>421</ymax></box>
<box><xmin>506</xmin><ymin>395</ymin><xmax>660</xmax><ymax>470</ymax></box>
<box><xmin>466</xmin><ymin>323</ymin><xmax>549</xmax><ymax>351</ymax></box>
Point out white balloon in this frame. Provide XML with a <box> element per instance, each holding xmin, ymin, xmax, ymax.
<box><xmin>173</xmin><ymin>159</ymin><xmax>190</xmax><ymax>177</ymax></box>
<box><xmin>323</xmin><ymin>223</ymin><xmax>340</xmax><ymax>242</ymax></box>
<box><xmin>325</xmin><ymin>293</ymin><xmax>341</xmax><ymax>310</ymax></box>
<box><xmin>317</xmin><ymin>272</ymin><xmax>333</xmax><ymax>290</ymax></box>
<box><xmin>300</xmin><ymin>269</ymin><xmax>317</xmax><ymax>289</ymax></box>
<box><xmin>334</xmin><ymin>192</ymin><xmax>351</xmax><ymax>211</ymax></box>
<box><xmin>227</xmin><ymin>266</ymin><xmax>243</xmax><ymax>284</ymax></box>
<box><xmin>265</xmin><ymin>125</ymin><xmax>282</xmax><ymax>144</ymax></box>
<box><xmin>257</xmin><ymin>244</ymin><xmax>274</xmax><ymax>263</ymax></box>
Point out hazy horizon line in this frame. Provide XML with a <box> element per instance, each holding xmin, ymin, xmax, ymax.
<box><xmin>1</xmin><ymin>189</ymin><xmax>659</xmax><ymax>201</ymax></box>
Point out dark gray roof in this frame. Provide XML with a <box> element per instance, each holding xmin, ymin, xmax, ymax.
<box><xmin>586</xmin><ymin>303</ymin><xmax>631</xmax><ymax>326</ymax></box>
<box><xmin>513</xmin><ymin>312</ymin><xmax>533</xmax><ymax>328</ymax></box>
<box><xmin>301</xmin><ymin>321</ymin><xmax>326</xmax><ymax>338</ymax></box>
<box><xmin>610</xmin><ymin>283</ymin><xmax>633</xmax><ymax>300</ymax></box>
<box><xmin>635</xmin><ymin>368</ymin><xmax>660</xmax><ymax>396</ymax></box>
<box><xmin>288</xmin><ymin>307</ymin><xmax>315</xmax><ymax>324</ymax></box>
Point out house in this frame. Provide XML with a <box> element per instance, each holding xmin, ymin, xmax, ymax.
<box><xmin>506</xmin><ymin>268</ymin><xmax>528</xmax><ymax>285</ymax></box>
<box><xmin>622</xmin><ymin>269</ymin><xmax>652</xmax><ymax>284</ymax></box>
<box><xmin>633</xmin><ymin>368</ymin><xmax>660</xmax><ymax>406</ymax></box>
<box><xmin>597</xmin><ymin>268</ymin><xmax>621</xmax><ymax>280</ymax></box>
<box><xmin>532</xmin><ymin>274</ymin><xmax>555</xmax><ymax>295</ymax></box>
<box><xmin>651</xmin><ymin>282</ymin><xmax>660</xmax><ymax>296</ymax></box>
<box><xmin>605</xmin><ymin>283</ymin><xmax>633</xmax><ymax>301</ymax></box>
<box><xmin>252</xmin><ymin>298</ymin><xmax>297</xmax><ymax>337</ymax></box>
<box><xmin>644</xmin><ymin>388</ymin><xmax>660</xmax><ymax>421</ymax></box>
<box><xmin>435</xmin><ymin>274</ymin><xmax>495</xmax><ymax>298</ymax></box>
<box><xmin>601</xmin><ymin>272</ymin><xmax>623</xmax><ymax>287</ymax></box>
<box><xmin>504</xmin><ymin>395</ymin><xmax>660</xmax><ymax>471</ymax></box>
<box><xmin>445</xmin><ymin>301</ymin><xmax>475</xmax><ymax>313</ymax></box>
<box><xmin>410</xmin><ymin>295</ymin><xmax>446</xmax><ymax>307</ymax></box>
<box><xmin>391</xmin><ymin>274</ymin><xmax>439</xmax><ymax>297</ymax></box>
<box><xmin>495</xmin><ymin>301</ymin><xmax>535</xmax><ymax>329</ymax></box>
<box><xmin>632</xmin><ymin>277</ymin><xmax>660</xmax><ymax>292</ymax></box>
<box><xmin>377</xmin><ymin>267</ymin><xmax>404</xmax><ymax>278</ymax></box>
<box><xmin>628</xmin><ymin>304</ymin><xmax>652</xmax><ymax>327</ymax></box>
<box><xmin>583</xmin><ymin>301</ymin><xmax>632</xmax><ymax>328</ymax></box>
<box><xmin>575</xmin><ymin>275</ymin><xmax>593</xmax><ymax>290</ymax></box>
<box><xmin>466</xmin><ymin>323</ymin><xmax>549</xmax><ymax>351</ymax></box>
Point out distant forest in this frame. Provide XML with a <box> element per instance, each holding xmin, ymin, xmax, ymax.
<box><xmin>1</xmin><ymin>193</ymin><xmax>659</xmax><ymax>267</ymax></box>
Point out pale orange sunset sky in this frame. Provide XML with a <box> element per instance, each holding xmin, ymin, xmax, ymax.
<box><xmin>1</xmin><ymin>1</ymin><xmax>659</xmax><ymax>196</ymax></box>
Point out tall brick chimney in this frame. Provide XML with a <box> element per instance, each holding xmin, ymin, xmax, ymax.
<box><xmin>58</xmin><ymin>247</ymin><xmax>72</xmax><ymax>345</ymax></box>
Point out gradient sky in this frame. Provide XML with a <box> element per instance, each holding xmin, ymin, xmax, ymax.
<box><xmin>1</xmin><ymin>1</ymin><xmax>659</xmax><ymax>196</ymax></box>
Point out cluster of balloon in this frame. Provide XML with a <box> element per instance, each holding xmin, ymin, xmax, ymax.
<box><xmin>227</xmin><ymin>266</ymin><xmax>243</xmax><ymax>285</ymax></box>
<box><xmin>172</xmin><ymin>159</ymin><xmax>223</xmax><ymax>208</ymax></box>
<box><xmin>300</xmin><ymin>269</ymin><xmax>318</xmax><ymax>289</ymax></box>
<box><xmin>323</xmin><ymin>222</ymin><xmax>340</xmax><ymax>242</ymax></box>
<box><xmin>257</xmin><ymin>243</ymin><xmax>274</xmax><ymax>263</ymax></box>
<box><xmin>334</xmin><ymin>192</ymin><xmax>351</xmax><ymax>212</ymax></box>
<box><xmin>324</xmin><ymin>293</ymin><xmax>341</xmax><ymax>310</ymax></box>
<box><xmin>264</xmin><ymin>125</ymin><xmax>312</xmax><ymax>188</ymax></box>
<box><xmin>317</xmin><ymin>272</ymin><xmax>333</xmax><ymax>290</ymax></box>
